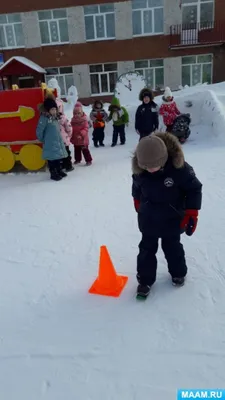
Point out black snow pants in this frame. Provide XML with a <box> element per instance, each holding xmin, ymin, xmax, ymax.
<box><xmin>112</xmin><ymin>124</ymin><xmax>126</xmax><ymax>145</ymax></box>
<box><xmin>139</xmin><ymin>131</ymin><xmax>153</xmax><ymax>141</ymax></box>
<box><xmin>61</xmin><ymin>146</ymin><xmax>73</xmax><ymax>170</ymax></box>
<box><xmin>48</xmin><ymin>159</ymin><xmax>63</xmax><ymax>179</ymax></box>
<box><xmin>137</xmin><ymin>234</ymin><xmax>187</xmax><ymax>286</ymax></box>
<box><xmin>93</xmin><ymin>127</ymin><xmax>105</xmax><ymax>147</ymax></box>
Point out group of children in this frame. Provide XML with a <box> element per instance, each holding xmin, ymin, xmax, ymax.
<box><xmin>36</xmin><ymin>95</ymin><xmax>129</xmax><ymax>181</ymax></box>
<box><xmin>90</xmin><ymin>97</ymin><xmax>129</xmax><ymax>147</ymax></box>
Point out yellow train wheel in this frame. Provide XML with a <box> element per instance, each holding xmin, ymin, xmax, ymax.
<box><xmin>19</xmin><ymin>144</ymin><xmax>46</xmax><ymax>171</ymax></box>
<box><xmin>0</xmin><ymin>147</ymin><xmax>15</xmax><ymax>172</ymax></box>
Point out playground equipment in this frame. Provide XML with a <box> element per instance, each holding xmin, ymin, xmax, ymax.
<box><xmin>0</xmin><ymin>84</ymin><xmax>57</xmax><ymax>172</ymax></box>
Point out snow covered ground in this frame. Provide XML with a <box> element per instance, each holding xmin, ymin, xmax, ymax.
<box><xmin>1</xmin><ymin>83</ymin><xmax>225</xmax><ymax>399</ymax></box>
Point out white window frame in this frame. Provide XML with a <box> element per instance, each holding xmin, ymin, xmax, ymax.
<box><xmin>181</xmin><ymin>54</ymin><xmax>213</xmax><ymax>86</ymax></box>
<box><xmin>181</xmin><ymin>0</ymin><xmax>214</xmax><ymax>28</ymax></box>
<box><xmin>38</xmin><ymin>9</ymin><xmax>69</xmax><ymax>45</ymax></box>
<box><xmin>132</xmin><ymin>0</ymin><xmax>164</xmax><ymax>37</ymax></box>
<box><xmin>134</xmin><ymin>59</ymin><xmax>164</xmax><ymax>90</ymax></box>
<box><xmin>45</xmin><ymin>67</ymin><xmax>74</xmax><ymax>97</ymax></box>
<box><xmin>89</xmin><ymin>63</ymin><xmax>118</xmax><ymax>96</ymax></box>
<box><xmin>84</xmin><ymin>4</ymin><xmax>115</xmax><ymax>42</ymax></box>
<box><xmin>0</xmin><ymin>13</ymin><xmax>24</xmax><ymax>49</ymax></box>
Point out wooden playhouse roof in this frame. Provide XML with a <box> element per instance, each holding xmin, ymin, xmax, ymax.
<box><xmin>0</xmin><ymin>56</ymin><xmax>46</xmax><ymax>77</ymax></box>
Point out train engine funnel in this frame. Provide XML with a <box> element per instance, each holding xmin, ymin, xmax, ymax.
<box><xmin>0</xmin><ymin>106</ymin><xmax>35</xmax><ymax>123</ymax></box>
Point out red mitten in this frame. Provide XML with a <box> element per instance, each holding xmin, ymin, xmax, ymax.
<box><xmin>134</xmin><ymin>199</ymin><xmax>140</xmax><ymax>212</ymax></box>
<box><xmin>181</xmin><ymin>209</ymin><xmax>198</xmax><ymax>236</ymax></box>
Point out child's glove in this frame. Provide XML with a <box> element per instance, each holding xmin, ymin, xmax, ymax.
<box><xmin>126</xmin><ymin>123</ymin><xmax>129</xmax><ymax>127</ymax></box>
<box><xmin>181</xmin><ymin>209</ymin><xmax>198</xmax><ymax>236</ymax></box>
<box><xmin>134</xmin><ymin>199</ymin><xmax>140</xmax><ymax>212</ymax></box>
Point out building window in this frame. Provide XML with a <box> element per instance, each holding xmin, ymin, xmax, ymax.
<box><xmin>0</xmin><ymin>13</ymin><xmax>24</xmax><ymax>48</ymax></box>
<box><xmin>182</xmin><ymin>54</ymin><xmax>212</xmax><ymax>86</ymax></box>
<box><xmin>89</xmin><ymin>63</ymin><xmax>117</xmax><ymax>95</ymax></box>
<box><xmin>38</xmin><ymin>9</ymin><xmax>69</xmax><ymax>45</ymax></box>
<box><xmin>132</xmin><ymin>0</ymin><xmax>164</xmax><ymax>36</ymax></box>
<box><xmin>182</xmin><ymin>0</ymin><xmax>214</xmax><ymax>28</ymax></box>
<box><xmin>45</xmin><ymin>67</ymin><xmax>74</xmax><ymax>97</ymax></box>
<box><xmin>134</xmin><ymin>59</ymin><xmax>164</xmax><ymax>90</ymax></box>
<box><xmin>84</xmin><ymin>4</ymin><xmax>115</xmax><ymax>41</ymax></box>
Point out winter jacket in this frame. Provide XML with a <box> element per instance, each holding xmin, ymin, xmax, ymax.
<box><xmin>90</xmin><ymin>101</ymin><xmax>108</xmax><ymax>129</ymax></box>
<box><xmin>135</xmin><ymin>101</ymin><xmax>159</xmax><ymax>137</ymax></box>
<box><xmin>132</xmin><ymin>132</ymin><xmax>202</xmax><ymax>237</ymax></box>
<box><xmin>108</xmin><ymin>97</ymin><xmax>129</xmax><ymax>126</ymax></box>
<box><xmin>36</xmin><ymin>107</ymin><xmax>67</xmax><ymax>161</ymax></box>
<box><xmin>58</xmin><ymin>113</ymin><xmax>72</xmax><ymax>146</ymax></box>
<box><xmin>71</xmin><ymin>112</ymin><xmax>89</xmax><ymax>146</ymax></box>
<box><xmin>159</xmin><ymin>97</ymin><xmax>180</xmax><ymax>126</ymax></box>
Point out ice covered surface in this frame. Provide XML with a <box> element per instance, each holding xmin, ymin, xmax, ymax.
<box><xmin>1</xmin><ymin>82</ymin><xmax>225</xmax><ymax>399</ymax></box>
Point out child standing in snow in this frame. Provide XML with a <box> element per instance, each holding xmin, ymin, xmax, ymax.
<box><xmin>71</xmin><ymin>102</ymin><xmax>93</xmax><ymax>166</ymax></box>
<box><xmin>159</xmin><ymin>87</ymin><xmax>181</xmax><ymax>132</ymax></box>
<box><xmin>90</xmin><ymin>100</ymin><xmax>108</xmax><ymax>147</ymax></box>
<box><xmin>108</xmin><ymin>97</ymin><xmax>129</xmax><ymax>147</ymax></box>
<box><xmin>36</xmin><ymin>97</ymin><xmax>68</xmax><ymax>181</ymax></box>
<box><xmin>135</xmin><ymin>88</ymin><xmax>159</xmax><ymax>140</ymax></box>
<box><xmin>132</xmin><ymin>132</ymin><xmax>202</xmax><ymax>298</ymax></box>
<box><xmin>56</xmin><ymin>98</ymin><xmax>74</xmax><ymax>172</ymax></box>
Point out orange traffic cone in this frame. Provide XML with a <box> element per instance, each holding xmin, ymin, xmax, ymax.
<box><xmin>88</xmin><ymin>245</ymin><xmax>128</xmax><ymax>297</ymax></box>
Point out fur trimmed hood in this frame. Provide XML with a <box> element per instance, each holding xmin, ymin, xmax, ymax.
<box><xmin>132</xmin><ymin>132</ymin><xmax>185</xmax><ymax>175</ymax></box>
<box><xmin>92</xmin><ymin>99</ymin><xmax>104</xmax><ymax>110</ymax></box>
<box><xmin>139</xmin><ymin>87</ymin><xmax>154</xmax><ymax>102</ymax></box>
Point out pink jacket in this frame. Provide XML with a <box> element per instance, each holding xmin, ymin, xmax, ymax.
<box><xmin>71</xmin><ymin>112</ymin><xmax>89</xmax><ymax>146</ymax></box>
<box><xmin>159</xmin><ymin>98</ymin><xmax>180</xmax><ymax>126</ymax></box>
<box><xmin>59</xmin><ymin>114</ymin><xmax>72</xmax><ymax>146</ymax></box>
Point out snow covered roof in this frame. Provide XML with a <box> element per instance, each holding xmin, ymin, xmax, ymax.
<box><xmin>0</xmin><ymin>56</ymin><xmax>46</xmax><ymax>74</ymax></box>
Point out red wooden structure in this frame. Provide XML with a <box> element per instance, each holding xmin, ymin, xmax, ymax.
<box><xmin>0</xmin><ymin>56</ymin><xmax>46</xmax><ymax>89</ymax></box>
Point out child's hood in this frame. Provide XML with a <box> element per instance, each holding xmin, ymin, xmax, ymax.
<box><xmin>73</xmin><ymin>101</ymin><xmax>83</xmax><ymax>115</ymax></box>
<box><xmin>162</xmin><ymin>96</ymin><xmax>175</xmax><ymax>104</ymax></box>
<box><xmin>71</xmin><ymin>111</ymin><xmax>88</xmax><ymax>125</ymax></box>
<box><xmin>92</xmin><ymin>100</ymin><xmax>104</xmax><ymax>111</ymax></box>
<box><xmin>139</xmin><ymin>87</ymin><xmax>154</xmax><ymax>102</ymax></box>
<box><xmin>132</xmin><ymin>132</ymin><xmax>185</xmax><ymax>175</ymax></box>
<box><xmin>108</xmin><ymin>96</ymin><xmax>121</xmax><ymax>111</ymax></box>
<box><xmin>38</xmin><ymin>103</ymin><xmax>52</xmax><ymax>117</ymax></box>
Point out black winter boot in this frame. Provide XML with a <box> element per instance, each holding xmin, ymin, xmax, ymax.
<box><xmin>59</xmin><ymin>169</ymin><xmax>67</xmax><ymax>178</ymax></box>
<box><xmin>50</xmin><ymin>169</ymin><xmax>62</xmax><ymax>181</ymax></box>
<box><xmin>137</xmin><ymin>284</ymin><xmax>151</xmax><ymax>297</ymax></box>
<box><xmin>172</xmin><ymin>277</ymin><xmax>185</xmax><ymax>287</ymax></box>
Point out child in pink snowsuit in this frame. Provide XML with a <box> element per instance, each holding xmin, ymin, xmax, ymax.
<box><xmin>71</xmin><ymin>102</ymin><xmax>93</xmax><ymax>165</ymax></box>
<box><xmin>56</xmin><ymin>98</ymin><xmax>74</xmax><ymax>171</ymax></box>
<box><xmin>159</xmin><ymin>87</ymin><xmax>181</xmax><ymax>132</ymax></box>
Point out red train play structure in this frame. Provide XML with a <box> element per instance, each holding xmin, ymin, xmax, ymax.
<box><xmin>0</xmin><ymin>85</ymin><xmax>57</xmax><ymax>172</ymax></box>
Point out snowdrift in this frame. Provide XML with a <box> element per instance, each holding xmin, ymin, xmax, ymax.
<box><xmin>154</xmin><ymin>83</ymin><xmax>225</xmax><ymax>139</ymax></box>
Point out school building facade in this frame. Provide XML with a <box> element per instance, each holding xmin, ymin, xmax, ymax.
<box><xmin>0</xmin><ymin>0</ymin><xmax>225</xmax><ymax>103</ymax></box>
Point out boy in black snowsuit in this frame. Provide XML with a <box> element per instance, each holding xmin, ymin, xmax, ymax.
<box><xmin>132</xmin><ymin>132</ymin><xmax>202</xmax><ymax>297</ymax></box>
<box><xmin>135</xmin><ymin>88</ymin><xmax>159</xmax><ymax>140</ymax></box>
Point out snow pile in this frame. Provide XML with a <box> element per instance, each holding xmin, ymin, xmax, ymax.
<box><xmin>114</xmin><ymin>71</ymin><xmax>146</xmax><ymax>106</ymax></box>
<box><xmin>154</xmin><ymin>83</ymin><xmax>225</xmax><ymax>139</ymax></box>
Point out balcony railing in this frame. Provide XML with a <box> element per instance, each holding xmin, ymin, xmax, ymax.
<box><xmin>169</xmin><ymin>21</ymin><xmax>225</xmax><ymax>49</ymax></box>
